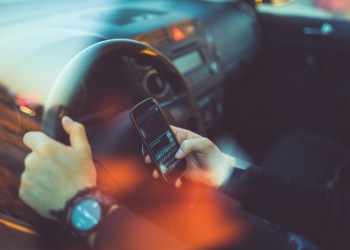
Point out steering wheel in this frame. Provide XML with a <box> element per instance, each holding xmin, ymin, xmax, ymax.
<box><xmin>42</xmin><ymin>39</ymin><xmax>205</xmax><ymax>143</ymax></box>
<box><xmin>39</xmin><ymin>39</ymin><xmax>209</xmax><ymax>234</ymax></box>
<box><xmin>40</xmin><ymin>38</ymin><xmax>207</xmax><ymax>198</ymax></box>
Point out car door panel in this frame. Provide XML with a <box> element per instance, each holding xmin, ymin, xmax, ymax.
<box><xmin>257</xmin><ymin>8</ymin><xmax>350</xmax><ymax>140</ymax></box>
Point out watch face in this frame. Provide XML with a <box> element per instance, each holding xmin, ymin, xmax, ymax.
<box><xmin>71</xmin><ymin>198</ymin><xmax>102</xmax><ymax>232</ymax></box>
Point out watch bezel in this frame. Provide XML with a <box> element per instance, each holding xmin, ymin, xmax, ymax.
<box><xmin>50</xmin><ymin>187</ymin><xmax>115</xmax><ymax>238</ymax></box>
<box><xmin>69</xmin><ymin>197</ymin><xmax>103</xmax><ymax>234</ymax></box>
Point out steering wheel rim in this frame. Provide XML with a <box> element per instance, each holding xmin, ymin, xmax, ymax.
<box><xmin>42</xmin><ymin>39</ymin><xmax>205</xmax><ymax>141</ymax></box>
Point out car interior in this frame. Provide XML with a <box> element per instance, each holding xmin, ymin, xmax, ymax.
<box><xmin>1</xmin><ymin>0</ymin><xmax>350</xmax><ymax>249</ymax></box>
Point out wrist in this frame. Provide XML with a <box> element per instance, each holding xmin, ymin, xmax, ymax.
<box><xmin>209</xmin><ymin>153</ymin><xmax>236</xmax><ymax>188</ymax></box>
<box><xmin>218</xmin><ymin>154</ymin><xmax>237</xmax><ymax>187</ymax></box>
<box><xmin>208</xmin><ymin>152</ymin><xmax>236</xmax><ymax>188</ymax></box>
<box><xmin>50</xmin><ymin>187</ymin><xmax>116</xmax><ymax>238</ymax></box>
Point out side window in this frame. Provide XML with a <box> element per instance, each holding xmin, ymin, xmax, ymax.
<box><xmin>257</xmin><ymin>0</ymin><xmax>350</xmax><ymax>20</ymax></box>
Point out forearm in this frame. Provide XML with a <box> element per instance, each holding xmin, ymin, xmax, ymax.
<box><xmin>224</xmin><ymin>166</ymin><xmax>350</xmax><ymax>249</ymax></box>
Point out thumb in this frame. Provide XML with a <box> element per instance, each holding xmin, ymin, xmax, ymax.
<box><xmin>175</xmin><ymin>137</ymin><xmax>213</xmax><ymax>159</ymax></box>
<box><xmin>62</xmin><ymin>116</ymin><xmax>90</xmax><ymax>152</ymax></box>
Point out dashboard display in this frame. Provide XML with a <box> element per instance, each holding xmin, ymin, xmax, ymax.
<box><xmin>173</xmin><ymin>50</ymin><xmax>203</xmax><ymax>74</ymax></box>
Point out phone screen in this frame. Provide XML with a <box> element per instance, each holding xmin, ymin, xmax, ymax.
<box><xmin>131</xmin><ymin>99</ymin><xmax>186</xmax><ymax>182</ymax></box>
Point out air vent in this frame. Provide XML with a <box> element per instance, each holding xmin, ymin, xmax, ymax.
<box><xmin>151</xmin><ymin>29</ymin><xmax>172</xmax><ymax>47</ymax></box>
<box><xmin>143</xmin><ymin>70</ymin><xmax>169</xmax><ymax>97</ymax></box>
<box><xmin>136</xmin><ymin>28</ymin><xmax>171</xmax><ymax>47</ymax></box>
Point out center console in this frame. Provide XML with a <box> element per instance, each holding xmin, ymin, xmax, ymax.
<box><xmin>133</xmin><ymin>19</ymin><xmax>225</xmax><ymax>127</ymax></box>
<box><xmin>130</xmin><ymin>2</ymin><xmax>261</xmax><ymax>129</ymax></box>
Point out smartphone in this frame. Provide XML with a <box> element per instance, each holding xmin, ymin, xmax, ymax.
<box><xmin>130</xmin><ymin>98</ymin><xmax>186</xmax><ymax>183</ymax></box>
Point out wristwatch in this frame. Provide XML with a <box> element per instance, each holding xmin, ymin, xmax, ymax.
<box><xmin>51</xmin><ymin>187</ymin><xmax>115</xmax><ymax>237</ymax></box>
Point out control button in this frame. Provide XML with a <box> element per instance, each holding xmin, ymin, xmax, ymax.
<box><xmin>205</xmin><ymin>30</ymin><xmax>214</xmax><ymax>44</ymax></box>
<box><xmin>143</xmin><ymin>69</ymin><xmax>169</xmax><ymax>98</ymax></box>
<box><xmin>209</xmin><ymin>62</ymin><xmax>219</xmax><ymax>74</ymax></box>
<box><xmin>213</xmin><ymin>48</ymin><xmax>222</xmax><ymax>61</ymax></box>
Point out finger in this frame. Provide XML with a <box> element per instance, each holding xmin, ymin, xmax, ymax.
<box><xmin>18</xmin><ymin>179</ymin><xmax>35</xmax><ymax>211</ymax></box>
<box><xmin>175</xmin><ymin>178</ymin><xmax>182</xmax><ymax>188</ymax></box>
<box><xmin>152</xmin><ymin>169</ymin><xmax>160</xmax><ymax>179</ymax></box>
<box><xmin>62</xmin><ymin>116</ymin><xmax>90</xmax><ymax>152</ymax></box>
<box><xmin>170</xmin><ymin>125</ymin><xmax>201</xmax><ymax>144</ymax></box>
<box><xmin>24</xmin><ymin>152</ymin><xmax>37</xmax><ymax>170</ymax></box>
<box><xmin>176</xmin><ymin>137</ymin><xmax>213</xmax><ymax>159</ymax></box>
<box><xmin>23</xmin><ymin>132</ymin><xmax>59</xmax><ymax>153</ymax></box>
<box><xmin>145</xmin><ymin>155</ymin><xmax>152</xmax><ymax>164</ymax></box>
<box><xmin>174</xmin><ymin>148</ymin><xmax>185</xmax><ymax>159</ymax></box>
<box><xmin>18</xmin><ymin>181</ymin><xmax>28</xmax><ymax>204</ymax></box>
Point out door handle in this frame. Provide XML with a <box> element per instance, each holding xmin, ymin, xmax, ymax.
<box><xmin>303</xmin><ymin>23</ymin><xmax>334</xmax><ymax>35</ymax></box>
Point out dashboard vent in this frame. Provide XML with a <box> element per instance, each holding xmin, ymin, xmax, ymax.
<box><xmin>143</xmin><ymin>70</ymin><xmax>169</xmax><ymax>97</ymax></box>
<box><xmin>135</xmin><ymin>28</ymin><xmax>171</xmax><ymax>47</ymax></box>
<box><xmin>150</xmin><ymin>29</ymin><xmax>171</xmax><ymax>47</ymax></box>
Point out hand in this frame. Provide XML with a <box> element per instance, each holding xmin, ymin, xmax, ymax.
<box><xmin>19</xmin><ymin>116</ymin><xmax>97</xmax><ymax>220</ymax></box>
<box><xmin>145</xmin><ymin>126</ymin><xmax>236</xmax><ymax>188</ymax></box>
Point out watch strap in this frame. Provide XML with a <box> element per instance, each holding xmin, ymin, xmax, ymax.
<box><xmin>50</xmin><ymin>187</ymin><xmax>99</xmax><ymax>222</ymax></box>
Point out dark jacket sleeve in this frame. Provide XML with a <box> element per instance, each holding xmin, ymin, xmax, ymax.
<box><xmin>224</xmin><ymin>166</ymin><xmax>350</xmax><ymax>250</ymax></box>
<box><xmin>94</xmin><ymin>206</ymin><xmax>188</xmax><ymax>250</ymax></box>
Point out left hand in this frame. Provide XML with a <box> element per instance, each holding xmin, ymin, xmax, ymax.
<box><xmin>19</xmin><ymin>116</ymin><xmax>97</xmax><ymax>220</ymax></box>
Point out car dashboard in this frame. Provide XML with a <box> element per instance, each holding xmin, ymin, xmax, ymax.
<box><xmin>0</xmin><ymin>0</ymin><xmax>262</xmax><ymax>130</ymax></box>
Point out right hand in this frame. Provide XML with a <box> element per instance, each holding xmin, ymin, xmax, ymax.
<box><xmin>145</xmin><ymin>126</ymin><xmax>236</xmax><ymax>188</ymax></box>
